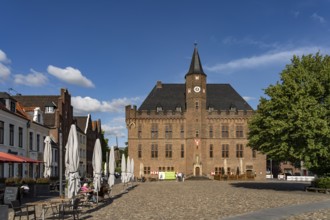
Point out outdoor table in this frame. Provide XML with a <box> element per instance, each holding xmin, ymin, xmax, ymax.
<box><xmin>34</xmin><ymin>198</ymin><xmax>71</xmax><ymax>220</ymax></box>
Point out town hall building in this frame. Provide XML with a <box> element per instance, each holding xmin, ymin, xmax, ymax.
<box><xmin>126</xmin><ymin>47</ymin><xmax>266</xmax><ymax>180</ymax></box>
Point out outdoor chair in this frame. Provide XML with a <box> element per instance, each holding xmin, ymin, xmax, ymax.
<box><xmin>58</xmin><ymin>198</ymin><xmax>80</xmax><ymax>220</ymax></box>
<box><xmin>11</xmin><ymin>200</ymin><xmax>36</xmax><ymax>220</ymax></box>
<box><xmin>101</xmin><ymin>186</ymin><xmax>111</xmax><ymax>199</ymax></box>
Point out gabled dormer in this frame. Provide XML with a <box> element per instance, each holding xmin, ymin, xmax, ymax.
<box><xmin>45</xmin><ymin>101</ymin><xmax>57</xmax><ymax>114</ymax></box>
<box><xmin>0</xmin><ymin>92</ymin><xmax>17</xmax><ymax>113</ymax></box>
<box><xmin>32</xmin><ymin>107</ymin><xmax>44</xmax><ymax>124</ymax></box>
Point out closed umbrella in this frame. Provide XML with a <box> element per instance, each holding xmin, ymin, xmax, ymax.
<box><xmin>104</xmin><ymin>151</ymin><xmax>108</xmax><ymax>177</ymax></box>
<box><xmin>65</xmin><ymin>124</ymin><xmax>80</xmax><ymax>199</ymax></box>
<box><xmin>108</xmin><ymin>146</ymin><xmax>115</xmax><ymax>189</ymax></box>
<box><xmin>224</xmin><ymin>159</ymin><xmax>227</xmax><ymax>175</ymax></box>
<box><xmin>43</xmin><ymin>136</ymin><xmax>52</xmax><ymax>178</ymax></box>
<box><xmin>240</xmin><ymin>158</ymin><xmax>243</xmax><ymax>175</ymax></box>
<box><xmin>121</xmin><ymin>154</ymin><xmax>126</xmax><ymax>191</ymax></box>
<box><xmin>139</xmin><ymin>163</ymin><xmax>144</xmax><ymax>178</ymax></box>
<box><xmin>92</xmin><ymin>139</ymin><xmax>102</xmax><ymax>204</ymax></box>
<box><xmin>126</xmin><ymin>156</ymin><xmax>131</xmax><ymax>184</ymax></box>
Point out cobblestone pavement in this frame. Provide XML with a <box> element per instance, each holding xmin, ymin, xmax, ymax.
<box><xmin>7</xmin><ymin>180</ymin><xmax>330</xmax><ymax>219</ymax></box>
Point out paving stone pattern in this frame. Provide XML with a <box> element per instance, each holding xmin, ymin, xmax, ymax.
<box><xmin>7</xmin><ymin>180</ymin><xmax>330</xmax><ymax>219</ymax></box>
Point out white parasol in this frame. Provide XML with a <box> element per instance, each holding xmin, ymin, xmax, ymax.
<box><xmin>224</xmin><ymin>158</ymin><xmax>227</xmax><ymax>175</ymax></box>
<box><xmin>104</xmin><ymin>151</ymin><xmax>108</xmax><ymax>177</ymax></box>
<box><xmin>43</xmin><ymin>136</ymin><xmax>52</xmax><ymax>178</ymax></box>
<box><xmin>240</xmin><ymin>158</ymin><xmax>243</xmax><ymax>175</ymax></box>
<box><xmin>121</xmin><ymin>154</ymin><xmax>126</xmax><ymax>189</ymax></box>
<box><xmin>65</xmin><ymin>124</ymin><xmax>81</xmax><ymax>199</ymax></box>
<box><xmin>126</xmin><ymin>156</ymin><xmax>131</xmax><ymax>184</ymax></box>
<box><xmin>139</xmin><ymin>163</ymin><xmax>144</xmax><ymax>178</ymax></box>
<box><xmin>92</xmin><ymin>139</ymin><xmax>103</xmax><ymax>204</ymax></box>
<box><xmin>108</xmin><ymin>146</ymin><xmax>115</xmax><ymax>189</ymax></box>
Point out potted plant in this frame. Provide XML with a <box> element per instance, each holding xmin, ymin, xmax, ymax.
<box><xmin>34</xmin><ymin>178</ymin><xmax>51</xmax><ymax>196</ymax></box>
<box><xmin>5</xmin><ymin>178</ymin><xmax>21</xmax><ymax>186</ymax></box>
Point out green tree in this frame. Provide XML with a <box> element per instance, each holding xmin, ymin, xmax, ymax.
<box><xmin>100</xmin><ymin>130</ymin><xmax>109</xmax><ymax>162</ymax></box>
<box><xmin>248</xmin><ymin>53</ymin><xmax>330</xmax><ymax>176</ymax></box>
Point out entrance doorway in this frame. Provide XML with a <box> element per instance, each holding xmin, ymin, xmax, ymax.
<box><xmin>195</xmin><ymin>167</ymin><xmax>200</xmax><ymax>176</ymax></box>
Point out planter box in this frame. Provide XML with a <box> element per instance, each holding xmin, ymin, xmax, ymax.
<box><xmin>33</xmin><ymin>184</ymin><xmax>50</xmax><ymax>196</ymax></box>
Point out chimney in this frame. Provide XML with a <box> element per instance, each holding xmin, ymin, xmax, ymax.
<box><xmin>156</xmin><ymin>81</ymin><xmax>162</xmax><ymax>89</ymax></box>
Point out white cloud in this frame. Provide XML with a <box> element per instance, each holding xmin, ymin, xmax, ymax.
<box><xmin>205</xmin><ymin>46</ymin><xmax>330</xmax><ymax>73</ymax></box>
<box><xmin>222</xmin><ymin>36</ymin><xmax>279</xmax><ymax>49</ymax></box>
<box><xmin>71</xmin><ymin>96</ymin><xmax>141</xmax><ymax>114</ymax></box>
<box><xmin>47</xmin><ymin>65</ymin><xmax>95</xmax><ymax>88</ymax></box>
<box><xmin>0</xmin><ymin>50</ymin><xmax>11</xmax><ymax>81</ymax></box>
<box><xmin>0</xmin><ymin>63</ymin><xmax>10</xmax><ymax>81</ymax></box>
<box><xmin>0</xmin><ymin>50</ymin><xmax>10</xmax><ymax>63</ymax></box>
<box><xmin>311</xmin><ymin>13</ymin><xmax>326</xmax><ymax>23</ymax></box>
<box><xmin>243</xmin><ymin>96</ymin><xmax>256</xmax><ymax>102</ymax></box>
<box><xmin>102</xmin><ymin>124</ymin><xmax>126</xmax><ymax>138</ymax></box>
<box><xmin>14</xmin><ymin>69</ymin><xmax>48</xmax><ymax>86</ymax></box>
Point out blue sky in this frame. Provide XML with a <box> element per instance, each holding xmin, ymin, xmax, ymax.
<box><xmin>1</xmin><ymin>1</ymin><xmax>330</xmax><ymax>147</ymax></box>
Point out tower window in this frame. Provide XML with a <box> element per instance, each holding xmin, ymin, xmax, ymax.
<box><xmin>209</xmin><ymin>144</ymin><xmax>213</xmax><ymax>158</ymax></box>
<box><xmin>138</xmin><ymin>125</ymin><xmax>142</xmax><ymax>139</ymax></box>
<box><xmin>195</xmin><ymin>101</ymin><xmax>199</xmax><ymax>110</ymax></box>
<box><xmin>138</xmin><ymin>144</ymin><xmax>142</xmax><ymax>158</ymax></box>
<box><xmin>181</xmin><ymin>144</ymin><xmax>184</xmax><ymax>158</ymax></box>
<box><xmin>195</xmin><ymin>130</ymin><xmax>199</xmax><ymax>138</ymax></box>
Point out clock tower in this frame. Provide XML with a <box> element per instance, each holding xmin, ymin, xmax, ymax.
<box><xmin>185</xmin><ymin>45</ymin><xmax>207</xmax><ymax>176</ymax></box>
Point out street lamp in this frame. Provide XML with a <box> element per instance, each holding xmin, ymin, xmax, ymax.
<box><xmin>59</xmin><ymin>127</ymin><xmax>63</xmax><ymax>198</ymax></box>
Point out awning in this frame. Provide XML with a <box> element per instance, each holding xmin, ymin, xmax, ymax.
<box><xmin>0</xmin><ymin>152</ymin><xmax>42</xmax><ymax>163</ymax></box>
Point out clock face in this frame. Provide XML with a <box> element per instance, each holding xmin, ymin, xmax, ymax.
<box><xmin>194</xmin><ymin>86</ymin><xmax>201</xmax><ymax>93</ymax></box>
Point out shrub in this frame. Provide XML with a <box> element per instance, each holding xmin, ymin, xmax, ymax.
<box><xmin>36</xmin><ymin>178</ymin><xmax>50</xmax><ymax>184</ymax></box>
<box><xmin>20</xmin><ymin>177</ymin><xmax>36</xmax><ymax>184</ymax></box>
<box><xmin>314</xmin><ymin>177</ymin><xmax>330</xmax><ymax>189</ymax></box>
<box><xmin>5</xmin><ymin>177</ymin><xmax>21</xmax><ymax>185</ymax></box>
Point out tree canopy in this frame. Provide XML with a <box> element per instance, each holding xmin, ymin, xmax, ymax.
<box><xmin>248</xmin><ymin>53</ymin><xmax>330</xmax><ymax>176</ymax></box>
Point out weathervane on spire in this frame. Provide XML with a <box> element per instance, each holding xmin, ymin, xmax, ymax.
<box><xmin>194</xmin><ymin>41</ymin><xmax>198</xmax><ymax>48</ymax></box>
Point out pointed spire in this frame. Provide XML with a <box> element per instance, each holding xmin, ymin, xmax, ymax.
<box><xmin>185</xmin><ymin>43</ymin><xmax>206</xmax><ymax>78</ymax></box>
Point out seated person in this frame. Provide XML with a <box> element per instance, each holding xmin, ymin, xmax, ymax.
<box><xmin>80</xmin><ymin>183</ymin><xmax>90</xmax><ymax>192</ymax></box>
<box><xmin>20</xmin><ymin>181</ymin><xmax>30</xmax><ymax>195</ymax></box>
<box><xmin>80</xmin><ymin>183</ymin><xmax>96</xmax><ymax>202</ymax></box>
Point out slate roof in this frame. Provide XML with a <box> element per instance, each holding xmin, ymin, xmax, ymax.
<box><xmin>185</xmin><ymin>46</ymin><xmax>206</xmax><ymax>77</ymax></box>
<box><xmin>138</xmin><ymin>83</ymin><xmax>253</xmax><ymax>111</ymax></box>
<box><xmin>13</xmin><ymin>95</ymin><xmax>60</xmax><ymax>127</ymax></box>
<box><xmin>74</xmin><ymin>116</ymin><xmax>88</xmax><ymax>134</ymax></box>
<box><xmin>0</xmin><ymin>92</ymin><xmax>17</xmax><ymax>101</ymax></box>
